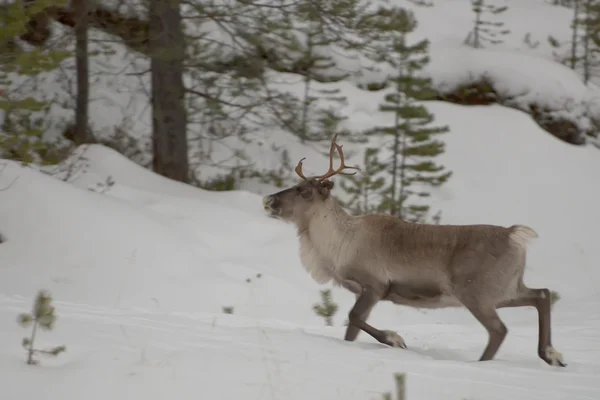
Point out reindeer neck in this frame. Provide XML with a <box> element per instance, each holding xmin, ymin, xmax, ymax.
<box><xmin>303</xmin><ymin>197</ymin><xmax>355</xmax><ymax>253</ymax></box>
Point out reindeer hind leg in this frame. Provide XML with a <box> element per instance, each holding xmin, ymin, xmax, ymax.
<box><xmin>497</xmin><ymin>287</ymin><xmax>566</xmax><ymax>367</ymax></box>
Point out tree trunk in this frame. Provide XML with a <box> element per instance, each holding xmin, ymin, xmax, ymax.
<box><xmin>148</xmin><ymin>0</ymin><xmax>189</xmax><ymax>182</ymax></box>
<box><xmin>473</xmin><ymin>6</ymin><xmax>481</xmax><ymax>49</ymax></box>
<box><xmin>583</xmin><ymin>0</ymin><xmax>592</xmax><ymax>83</ymax></box>
<box><xmin>571</xmin><ymin>0</ymin><xmax>580</xmax><ymax>70</ymax></box>
<box><xmin>73</xmin><ymin>0</ymin><xmax>94</xmax><ymax>145</ymax></box>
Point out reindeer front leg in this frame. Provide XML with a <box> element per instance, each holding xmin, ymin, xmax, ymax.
<box><xmin>343</xmin><ymin>291</ymin><xmax>374</xmax><ymax>342</ymax></box>
<box><xmin>344</xmin><ymin>284</ymin><xmax>407</xmax><ymax>349</ymax></box>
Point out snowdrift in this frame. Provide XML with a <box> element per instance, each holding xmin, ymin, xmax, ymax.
<box><xmin>0</xmin><ymin>154</ymin><xmax>324</xmax><ymax>322</ymax></box>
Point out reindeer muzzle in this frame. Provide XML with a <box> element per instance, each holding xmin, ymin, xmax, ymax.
<box><xmin>262</xmin><ymin>195</ymin><xmax>280</xmax><ymax>217</ymax></box>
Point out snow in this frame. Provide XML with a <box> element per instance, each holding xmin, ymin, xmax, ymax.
<box><xmin>2</xmin><ymin>0</ymin><xmax>600</xmax><ymax>398</ymax></box>
<box><xmin>3</xmin><ymin>0</ymin><xmax>599</xmax><ymax>183</ymax></box>
<box><xmin>2</xmin><ymin>101</ymin><xmax>600</xmax><ymax>399</ymax></box>
<box><xmin>424</xmin><ymin>45</ymin><xmax>598</xmax><ymax>133</ymax></box>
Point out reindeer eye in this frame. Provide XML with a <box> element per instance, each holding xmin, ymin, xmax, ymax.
<box><xmin>297</xmin><ymin>186</ymin><xmax>312</xmax><ymax>198</ymax></box>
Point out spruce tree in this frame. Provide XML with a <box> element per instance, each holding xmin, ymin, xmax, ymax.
<box><xmin>366</xmin><ymin>7</ymin><xmax>451</xmax><ymax>223</ymax></box>
<box><xmin>466</xmin><ymin>0</ymin><xmax>510</xmax><ymax>48</ymax></box>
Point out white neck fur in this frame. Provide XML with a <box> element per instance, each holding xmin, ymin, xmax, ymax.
<box><xmin>296</xmin><ymin>198</ymin><xmax>358</xmax><ymax>284</ymax></box>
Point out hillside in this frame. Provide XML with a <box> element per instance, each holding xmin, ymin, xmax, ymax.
<box><xmin>1</xmin><ymin>0</ymin><xmax>600</xmax><ymax>399</ymax></box>
<box><xmin>1</xmin><ymin>102</ymin><xmax>600</xmax><ymax>400</ymax></box>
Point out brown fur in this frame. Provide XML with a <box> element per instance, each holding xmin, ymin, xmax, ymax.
<box><xmin>263</xmin><ymin>177</ymin><xmax>565</xmax><ymax>367</ymax></box>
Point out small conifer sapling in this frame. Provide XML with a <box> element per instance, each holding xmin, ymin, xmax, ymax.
<box><xmin>550</xmin><ymin>290</ymin><xmax>561</xmax><ymax>308</ymax></box>
<box><xmin>381</xmin><ymin>373</ymin><xmax>407</xmax><ymax>400</ymax></box>
<box><xmin>17</xmin><ymin>290</ymin><xmax>66</xmax><ymax>365</ymax></box>
<box><xmin>466</xmin><ymin>0</ymin><xmax>510</xmax><ymax>48</ymax></box>
<box><xmin>312</xmin><ymin>289</ymin><xmax>339</xmax><ymax>326</ymax></box>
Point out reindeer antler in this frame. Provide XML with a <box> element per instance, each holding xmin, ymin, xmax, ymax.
<box><xmin>316</xmin><ymin>134</ymin><xmax>360</xmax><ymax>182</ymax></box>
<box><xmin>294</xmin><ymin>134</ymin><xmax>360</xmax><ymax>182</ymax></box>
<box><xmin>294</xmin><ymin>157</ymin><xmax>309</xmax><ymax>181</ymax></box>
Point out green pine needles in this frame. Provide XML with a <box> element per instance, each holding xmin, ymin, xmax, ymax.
<box><xmin>17</xmin><ymin>290</ymin><xmax>66</xmax><ymax>365</ymax></box>
<box><xmin>0</xmin><ymin>0</ymin><xmax>73</xmax><ymax>165</ymax></box>
<box><xmin>339</xmin><ymin>147</ymin><xmax>386</xmax><ymax>215</ymax></box>
<box><xmin>466</xmin><ymin>0</ymin><xmax>510</xmax><ymax>48</ymax></box>
<box><xmin>276</xmin><ymin>0</ymin><xmax>364</xmax><ymax>143</ymax></box>
<box><xmin>312</xmin><ymin>289</ymin><xmax>339</xmax><ymax>326</ymax></box>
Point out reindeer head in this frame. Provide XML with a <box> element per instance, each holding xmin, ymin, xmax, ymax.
<box><xmin>262</xmin><ymin>134</ymin><xmax>360</xmax><ymax>224</ymax></box>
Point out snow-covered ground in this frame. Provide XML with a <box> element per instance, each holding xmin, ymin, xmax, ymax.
<box><xmin>2</xmin><ymin>0</ymin><xmax>600</xmax><ymax>398</ymax></box>
<box><xmin>1</xmin><ymin>101</ymin><xmax>600</xmax><ymax>399</ymax></box>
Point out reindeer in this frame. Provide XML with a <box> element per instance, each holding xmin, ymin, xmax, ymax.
<box><xmin>262</xmin><ymin>134</ymin><xmax>566</xmax><ymax>367</ymax></box>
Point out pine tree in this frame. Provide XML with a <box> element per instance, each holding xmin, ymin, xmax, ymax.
<box><xmin>291</xmin><ymin>0</ymin><xmax>350</xmax><ymax>142</ymax></box>
<box><xmin>149</xmin><ymin>0</ymin><xmax>188</xmax><ymax>182</ymax></box>
<box><xmin>339</xmin><ymin>147</ymin><xmax>386</xmax><ymax>215</ymax></box>
<box><xmin>365</xmin><ymin>7</ymin><xmax>451</xmax><ymax>222</ymax></box>
<box><xmin>260</xmin><ymin>0</ymin><xmax>369</xmax><ymax>144</ymax></box>
<box><xmin>0</xmin><ymin>0</ymin><xmax>72</xmax><ymax>165</ymax></box>
<box><xmin>465</xmin><ymin>0</ymin><xmax>510</xmax><ymax>48</ymax></box>
<box><xmin>180</xmin><ymin>0</ymin><xmax>368</xmax><ymax>183</ymax></box>
<box><xmin>72</xmin><ymin>0</ymin><xmax>94</xmax><ymax>145</ymax></box>
<box><xmin>181</xmin><ymin>4</ymin><xmax>260</xmax><ymax>180</ymax></box>
<box><xmin>17</xmin><ymin>290</ymin><xmax>66</xmax><ymax>365</ymax></box>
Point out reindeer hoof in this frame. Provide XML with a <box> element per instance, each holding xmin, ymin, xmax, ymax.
<box><xmin>382</xmin><ymin>330</ymin><xmax>407</xmax><ymax>349</ymax></box>
<box><xmin>542</xmin><ymin>346</ymin><xmax>566</xmax><ymax>367</ymax></box>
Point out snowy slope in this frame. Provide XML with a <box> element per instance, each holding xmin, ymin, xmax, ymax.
<box><xmin>2</xmin><ymin>101</ymin><xmax>600</xmax><ymax>399</ymax></box>
<box><xmin>2</xmin><ymin>0</ymin><xmax>600</xmax><ymax>398</ymax></box>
